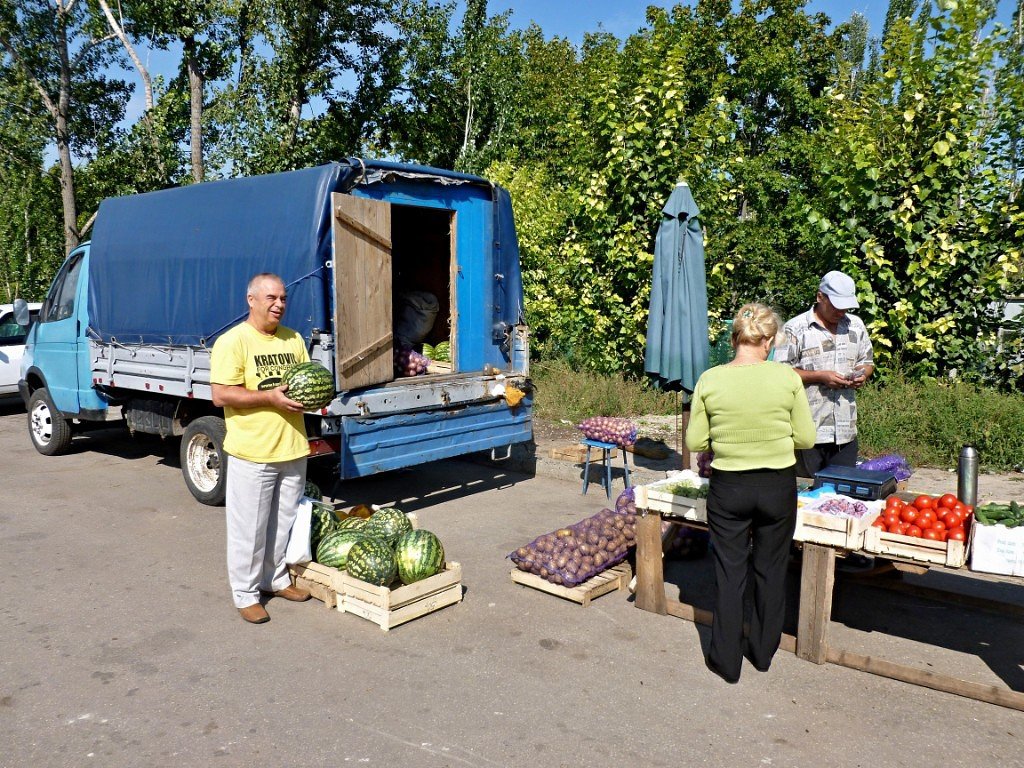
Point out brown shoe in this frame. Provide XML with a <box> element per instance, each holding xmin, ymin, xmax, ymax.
<box><xmin>239</xmin><ymin>603</ymin><xmax>270</xmax><ymax>624</ymax></box>
<box><xmin>264</xmin><ymin>585</ymin><xmax>311</xmax><ymax>602</ymax></box>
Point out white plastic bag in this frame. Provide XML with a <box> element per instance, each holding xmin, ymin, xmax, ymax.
<box><xmin>285</xmin><ymin>496</ymin><xmax>315</xmax><ymax>565</ymax></box>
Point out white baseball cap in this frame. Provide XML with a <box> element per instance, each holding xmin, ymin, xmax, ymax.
<box><xmin>818</xmin><ymin>270</ymin><xmax>859</xmax><ymax>310</ymax></box>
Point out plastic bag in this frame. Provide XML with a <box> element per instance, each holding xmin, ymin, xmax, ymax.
<box><xmin>576</xmin><ymin>416</ymin><xmax>638</xmax><ymax>447</ymax></box>
<box><xmin>394</xmin><ymin>345</ymin><xmax>430</xmax><ymax>377</ymax></box>
<box><xmin>858</xmin><ymin>453</ymin><xmax>912</xmax><ymax>482</ymax></box>
<box><xmin>285</xmin><ymin>496</ymin><xmax>315</xmax><ymax>565</ymax></box>
<box><xmin>394</xmin><ymin>291</ymin><xmax>439</xmax><ymax>346</ymax></box>
<box><xmin>508</xmin><ymin>507</ymin><xmax>637</xmax><ymax>586</ymax></box>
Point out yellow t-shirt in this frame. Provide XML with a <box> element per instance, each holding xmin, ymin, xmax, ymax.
<box><xmin>210</xmin><ymin>322</ymin><xmax>310</xmax><ymax>463</ymax></box>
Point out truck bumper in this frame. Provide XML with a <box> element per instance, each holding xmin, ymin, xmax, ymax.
<box><xmin>338</xmin><ymin>400</ymin><xmax>532</xmax><ymax>479</ymax></box>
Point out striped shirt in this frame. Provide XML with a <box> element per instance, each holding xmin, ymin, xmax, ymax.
<box><xmin>775</xmin><ymin>307</ymin><xmax>874</xmax><ymax>445</ymax></box>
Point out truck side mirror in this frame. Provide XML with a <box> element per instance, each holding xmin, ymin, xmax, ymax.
<box><xmin>13</xmin><ymin>298</ymin><xmax>29</xmax><ymax>327</ymax></box>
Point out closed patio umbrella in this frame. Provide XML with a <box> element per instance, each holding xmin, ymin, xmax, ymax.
<box><xmin>644</xmin><ymin>181</ymin><xmax>709</xmax><ymax>393</ymax></box>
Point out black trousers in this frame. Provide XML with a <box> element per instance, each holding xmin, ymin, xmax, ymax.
<box><xmin>705</xmin><ymin>466</ymin><xmax>798</xmax><ymax>681</ymax></box>
<box><xmin>795</xmin><ymin>438</ymin><xmax>858</xmax><ymax>479</ymax></box>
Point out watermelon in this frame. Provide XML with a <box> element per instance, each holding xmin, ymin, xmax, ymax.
<box><xmin>315</xmin><ymin>529</ymin><xmax>369</xmax><ymax>569</ymax></box>
<box><xmin>282</xmin><ymin>361</ymin><xmax>334</xmax><ymax>410</ymax></box>
<box><xmin>394</xmin><ymin>529</ymin><xmax>445</xmax><ymax>585</ymax></box>
<box><xmin>433</xmin><ymin>341</ymin><xmax>451</xmax><ymax>362</ymax></box>
<box><xmin>303</xmin><ymin>479</ymin><xmax>322</xmax><ymax>499</ymax></box>
<box><xmin>336</xmin><ymin>515</ymin><xmax>367</xmax><ymax>531</ymax></box>
<box><xmin>363</xmin><ymin>507</ymin><xmax>414</xmax><ymax>546</ymax></box>
<box><xmin>310</xmin><ymin>502</ymin><xmax>339</xmax><ymax>550</ymax></box>
<box><xmin>346</xmin><ymin>537</ymin><xmax>398</xmax><ymax>586</ymax></box>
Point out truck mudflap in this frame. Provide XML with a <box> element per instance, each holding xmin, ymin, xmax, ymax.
<box><xmin>338</xmin><ymin>400</ymin><xmax>531</xmax><ymax>479</ymax></box>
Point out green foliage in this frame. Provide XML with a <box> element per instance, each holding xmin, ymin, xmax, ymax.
<box><xmin>529</xmin><ymin>358</ymin><xmax>676</xmax><ymax>423</ymax></box>
<box><xmin>810</xmin><ymin>0</ymin><xmax>1024</xmax><ymax>385</ymax></box>
<box><xmin>858</xmin><ymin>375</ymin><xmax>1024</xmax><ymax>471</ymax></box>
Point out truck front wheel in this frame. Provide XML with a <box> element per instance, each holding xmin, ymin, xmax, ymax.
<box><xmin>181</xmin><ymin>416</ymin><xmax>227</xmax><ymax>506</ymax></box>
<box><xmin>28</xmin><ymin>387</ymin><xmax>73</xmax><ymax>456</ymax></box>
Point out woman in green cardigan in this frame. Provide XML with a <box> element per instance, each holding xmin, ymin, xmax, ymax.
<box><xmin>686</xmin><ymin>303</ymin><xmax>816</xmax><ymax>683</ymax></box>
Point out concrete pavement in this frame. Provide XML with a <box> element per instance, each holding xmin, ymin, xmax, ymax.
<box><xmin>2</xmin><ymin>404</ymin><xmax>1022</xmax><ymax>767</ymax></box>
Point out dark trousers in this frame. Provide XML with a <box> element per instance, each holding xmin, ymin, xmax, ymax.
<box><xmin>795</xmin><ymin>438</ymin><xmax>858</xmax><ymax>479</ymax></box>
<box><xmin>705</xmin><ymin>467</ymin><xmax>798</xmax><ymax>681</ymax></box>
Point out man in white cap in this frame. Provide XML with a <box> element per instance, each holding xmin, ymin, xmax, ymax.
<box><xmin>775</xmin><ymin>270</ymin><xmax>875</xmax><ymax>478</ymax></box>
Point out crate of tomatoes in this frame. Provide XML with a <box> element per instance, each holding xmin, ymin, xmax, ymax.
<box><xmin>862</xmin><ymin>493</ymin><xmax>973</xmax><ymax>568</ymax></box>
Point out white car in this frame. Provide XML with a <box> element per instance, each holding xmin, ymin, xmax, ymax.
<box><xmin>0</xmin><ymin>301</ymin><xmax>42</xmax><ymax>400</ymax></box>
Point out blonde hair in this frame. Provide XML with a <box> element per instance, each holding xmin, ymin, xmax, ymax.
<box><xmin>731</xmin><ymin>302</ymin><xmax>781</xmax><ymax>348</ymax></box>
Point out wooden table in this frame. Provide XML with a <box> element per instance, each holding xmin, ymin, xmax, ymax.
<box><xmin>633</xmin><ymin>508</ymin><xmax>1024</xmax><ymax>711</ymax></box>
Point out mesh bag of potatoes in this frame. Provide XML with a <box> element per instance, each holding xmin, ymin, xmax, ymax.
<box><xmin>508</xmin><ymin>507</ymin><xmax>637</xmax><ymax>586</ymax></box>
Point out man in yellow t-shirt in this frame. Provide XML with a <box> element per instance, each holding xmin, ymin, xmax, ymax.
<box><xmin>211</xmin><ymin>273</ymin><xmax>312</xmax><ymax>624</ymax></box>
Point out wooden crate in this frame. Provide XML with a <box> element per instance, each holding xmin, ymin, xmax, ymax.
<box><xmin>289</xmin><ymin>561</ymin><xmax>346</xmax><ymax>609</ymax></box>
<box><xmin>793</xmin><ymin>508</ymin><xmax>879</xmax><ymax>550</ymax></box>
<box><xmin>548</xmin><ymin>443</ymin><xmax>617</xmax><ymax>463</ymax></box>
<box><xmin>862</xmin><ymin>526</ymin><xmax>968</xmax><ymax>568</ymax></box>
<box><xmin>337</xmin><ymin>562</ymin><xmax>463</xmax><ymax>631</ymax></box>
<box><xmin>510</xmin><ymin>561</ymin><xmax>632</xmax><ymax>606</ymax></box>
<box><xmin>634</xmin><ymin>482</ymin><xmax>707</xmax><ymax>523</ymax></box>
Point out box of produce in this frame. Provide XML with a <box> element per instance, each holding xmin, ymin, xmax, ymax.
<box><xmin>793</xmin><ymin>494</ymin><xmax>882</xmax><ymax>550</ymax></box>
<box><xmin>634</xmin><ymin>471</ymin><xmax>709</xmax><ymax>523</ymax></box>
<box><xmin>510</xmin><ymin>561</ymin><xmax>632</xmax><ymax>606</ymax></box>
<box><xmin>862</xmin><ymin>493</ymin><xmax>971</xmax><ymax>567</ymax></box>
<box><xmin>969</xmin><ymin>502</ymin><xmax>1024</xmax><ymax>577</ymax></box>
<box><xmin>338</xmin><ymin>561</ymin><xmax>463</xmax><ymax>631</ymax></box>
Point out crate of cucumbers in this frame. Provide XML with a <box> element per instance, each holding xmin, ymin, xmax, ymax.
<box><xmin>970</xmin><ymin>501</ymin><xmax>1024</xmax><ymax>577</ymax></box>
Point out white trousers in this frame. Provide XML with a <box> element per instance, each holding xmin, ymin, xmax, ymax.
<box><xmin>226</xmin><ymin>454</ymin><xmax>306</xmax><ymax>608</ymax></box>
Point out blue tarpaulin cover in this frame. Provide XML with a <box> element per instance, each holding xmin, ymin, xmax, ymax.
<box><xmin>88</xmin><ymin>163</ymin><xmax>355</xmax><ymax>346</ymax></box>
<box><xmin>644</xmin><ymin>182</ymin><xmax>710</xmax><ymax>393</ymax></box>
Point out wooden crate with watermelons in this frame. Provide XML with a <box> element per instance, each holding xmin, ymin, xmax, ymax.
<box><xmin>289</xmin><ymin>505</ymin><xmax>462</xmax><ymax>628</ymax></box>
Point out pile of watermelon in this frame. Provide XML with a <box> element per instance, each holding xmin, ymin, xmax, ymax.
<box><xmin>314</xmin><ymin>505</ymin><xmax>446</xmax><ymax>587</ymax></box>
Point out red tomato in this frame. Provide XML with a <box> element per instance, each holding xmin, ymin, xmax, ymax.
<box><xmin>887</xmin><ymin>523</ymin><xmax>903</xmax><ymax>534</ymax></box>
<box><xmin>953</xmin><ymin>502</ymin><xmax>967</xmax><ymax>515</ymax></box>
<box><xmin>897</xmin><ymin>522</ymin><xmax>910</xmax><ymax>534</ymax></box>
<box><xmin>886</xmin><ymin>495</ymin><xmax>904</xmax><ymax>509</ymax></box>
<box><xmin>884</xmin><ymin>510</ymin><xmax>901</xmax><ymax>526</ymax></box>
<box><xmin>900</xmin><ymin>507</ymin><xmax>919</xmax><ymax>523</ymax></box>
<box><xmin>965</xmin><ymin>505</ymin><xmax>974</xmax><ymax>515</ymax></box>
<box><xmin>916</xmin><ymin>511</ymin><xmax>936</xmax><ymax>530</ymax></box>
<box><xmin>913</xmin><ymin>495</ymin><xmax>934</xmax><ymax>510</ymax></box>
<box><xmin>872</xmin><ymin>517</ymin><xmax>887</xmax><ymax>529</ymax></box>
<box><xmin>923</xmin><ymin>529</ymin><xmax>941</xmax><ymax>540</ymax></box>
<box><xmin>941</xmin><ymin>512</ymin><xmax>961</xmax><ymax>529</ymax></box>
<box><xmin>932</xmin><ymin>519</ymin><xmax>946</xmax><ymax>533</ymax></box>
<box><xmin>938</xmin><ymin>493</ymin><xmax>959</xmax><ymax>509</ymax></box>
<box><xmin>948</xmin><ymin>528</ymin><xmax>966</xmax><ymax>542</ymax></box>
<box><xmin>906</xmin><ymin>524</ymin><xmax>923</xmax><ymax>538</ymax></box>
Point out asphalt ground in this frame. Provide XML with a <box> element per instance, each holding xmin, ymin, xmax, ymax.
<box><xmin>2</xmin><ymin>402</ymin><xmax>1023</xmax><ymax>767</ymax></box>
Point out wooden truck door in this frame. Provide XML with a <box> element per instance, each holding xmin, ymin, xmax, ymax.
<box><xmin>332</xmin><ymin>193</ymin><xmax>394</xmax><ymax>390</ymax></box>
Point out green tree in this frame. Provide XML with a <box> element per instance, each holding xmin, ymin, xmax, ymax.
<box><xmin>810</xmin><ymin>0</ymin><xmax>1023</xmax><ymax>383</ymax></box>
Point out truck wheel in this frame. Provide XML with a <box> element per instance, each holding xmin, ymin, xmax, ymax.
<box><xmin>27</xmin><ymin>387</ymin><xmax>73</xmax><ymax>456</ymax></box>
<box><xmin>181</xmin><ymin>416</ymin><xmax>227</xmax><ymax>506</ymax></box>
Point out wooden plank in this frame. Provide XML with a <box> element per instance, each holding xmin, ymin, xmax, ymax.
<box><xmin>826</xmin><ymin>648</ymin><xmax>1024</xmax><ymax>712</ymax></box>
<box><xmin>509</xmin><ymin>562</ymin><xmax>631</xmax><ymax>606</ymax></box>
<box><xmin>340</xmin><ymin>562</ymin><xmax>462</xmax><ymax>610</ymax></box>
<box><xmin>664</xmin><ymin>598</ymin><xmax>798</xmax><ymax>656</ymax></box>
<box><xmin>855</xmin><ymin>576</ymin><xmax>1024</xmax><ymax>619</ymax></box>
<box><xmin>548</xmin><ymin>443</ymin><xmax>618</xmax><ymax>462</ymax></box>
<box><xmin>340</xmin><ymin>583</ymin><xmax>463</xmax><ymax>631</ymax></box>
<box><xmin>793</xmin><ymin>508</ymin><xmax>876</xmax><ymax>550</ymax></box>
<box><xmin>797</xmin><ymin>543</ymin><xmax>835</xmax><ymax>664</ymax></box>
<box><xmin>634</xmin><ymin>512</ymin><xmax>668</xmax><ymax>615</ymax></box>
<box><xmin>337</xmin><ymin>331</ymin><xmax>393</xmax><ymax>371</ymax></box>
<box><xmin>292</xmin><ymin>574</ymin><xmax>337</xmax><ymax>609</ymax></box>
<box><xmin>332</xmin><ymin>193</ymin><xmax>393</xmax><ymax>391</ymax></box>
<box><xmin>334</xmin><ymin>207</ymin><xmax>393</xmax><ymax>250</ymax></box>
<box><xmin>863</xmin><ymin>526</ymin><xmax>967</xmax><ymax>568</ymax></box>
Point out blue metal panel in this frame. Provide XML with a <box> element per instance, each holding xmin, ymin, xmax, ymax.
<box><xmin>338</xmin><ymin>400</ymin><xmax>532</xmax><ymax>478</ymax></box>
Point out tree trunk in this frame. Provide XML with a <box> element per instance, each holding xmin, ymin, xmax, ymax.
<box><xmin>55</xmin><ymin>4</ymin><xmax>78</xmax><ymax>253</ymax></box>
<box><xmin>185</xmin><ymin>35</ymin><xmax>205</xmax><ymax>183</ymax></box>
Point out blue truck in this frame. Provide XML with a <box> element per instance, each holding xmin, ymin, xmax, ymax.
<box><xmin>19</xmin><ymin>160</ymin><xmax>532</xmax><ymax>505</ymax></box>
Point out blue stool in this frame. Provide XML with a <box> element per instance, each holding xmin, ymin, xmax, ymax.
<box><xmin>581</xmin><ymin>438</ymin><xmax>631</xmax><ymax>498</ymax></box>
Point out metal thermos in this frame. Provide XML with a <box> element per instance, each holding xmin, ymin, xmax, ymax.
<box><xmin>957</xmin><ymin>445</ymin><xmax>979</xmax><ymax>507</ymax></box>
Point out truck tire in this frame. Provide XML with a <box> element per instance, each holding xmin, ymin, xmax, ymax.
<box><xmin>27</xmin><ymin>387</ymin><xmax>73</xmax><ymax>456</ymax></box>
<box><xmin>181</xmin><ymin>416</ymin><xmax>227</xmax><ymax>506</ymax></box>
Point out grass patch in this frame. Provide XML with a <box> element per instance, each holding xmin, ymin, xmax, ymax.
<box><xmin>530</xmin><ymin>359</ymin><xmax>676</xmax><ymax>423</ymax></box>
<box><xmin>531</xmin><ymin>361</ymin><xmax>1024</xmax><ymax>472</ymax></box>
<box><xmin>858</xmin><ymin>376</ymin><xmax>1024</xmax><ymax>472</ymax></box>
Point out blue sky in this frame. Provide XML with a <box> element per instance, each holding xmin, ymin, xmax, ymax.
<box><xmin>489</xmin><ymin>1</ymin><xmax>886</xmax><ymax>41</ymax></box>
